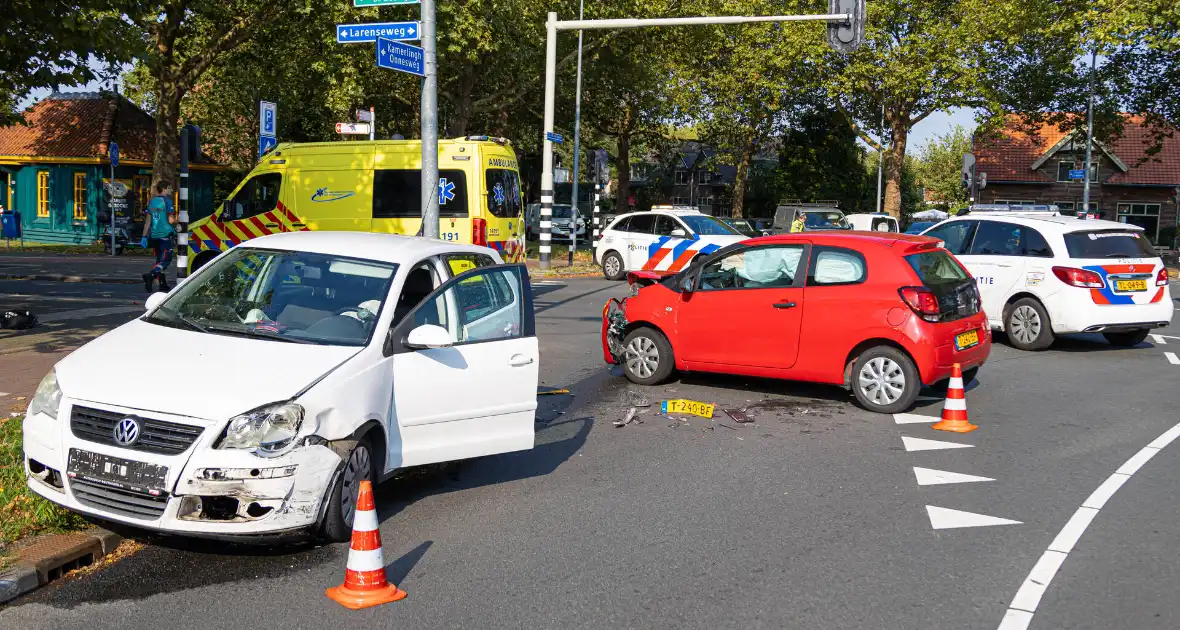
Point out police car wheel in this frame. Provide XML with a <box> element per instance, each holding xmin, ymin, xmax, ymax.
<box><xmin>622</xmin><ymin>327</ymin><xmax>675</xmax><ymax>385</ymax></box>
<box><xmin>1103</xmin><ymin>329</ymin><xmax>1150</xmax><ymax>347</ymax></box>
<box><xmin>602</xmin><ymin>251</ymin><xmax>625</xmax><ymax>281</ymax></box>
<box><xmin>320</xmin><ymin>435</ymin><xmax>375</xmax><ymax>543</ymax></box>
<box><xmin>1005</xmin><ymin>298</ymin><xmax>1054</xmax><ymax>351</ymax></box>
<box><xmin>851</xmin><ymin>346</ymin><xmax>919</xmax><ymax>414</ymax></box>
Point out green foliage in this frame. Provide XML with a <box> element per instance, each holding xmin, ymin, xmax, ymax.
<box><xmin>1</xmin><ymin>1</ymin><xmax>138</xmax><ymax>126</ymax></box>
<box><xmin>1</xmin><ymin>417</ymin><xmax>88</xmax><ymax>546</ymax></box>
<box><xmin>914</xmin><ymin>124</ymin><xmax>972</xmax><ymax>211</ymax></box>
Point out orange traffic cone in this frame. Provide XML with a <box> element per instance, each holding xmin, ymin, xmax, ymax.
<box><xmin>326</xmin><ymin>480</ymin><xmax>407</xmax><ymax>609</ymax></box>
<box><xmin>931</xmin><ymin>363</ymin><xmax>978</xmax><ymax>433</ymax></box>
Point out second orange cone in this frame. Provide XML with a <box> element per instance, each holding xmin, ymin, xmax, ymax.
<box><xmin>326</xmin><ymin>480</ymin><xmax>407</xmax><ymax>609</ymax></box>
<box><xmin>932</xmin><ymin>363</ymin><xmax>978</xmax><ymax>433</ymax></box>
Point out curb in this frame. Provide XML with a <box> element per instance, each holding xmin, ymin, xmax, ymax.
<box><xmin>0</xmin><ymin>273</ymin><xmax>139</xmax><ymax>284</ymax></box>
<box><xmin>0</xmin><ymin>528</ymin><xmax>123</xmax><ymax>604</ymax></box>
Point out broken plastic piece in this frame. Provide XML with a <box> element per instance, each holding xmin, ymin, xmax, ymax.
<box><xmin>538</xmin><ymin>387</ymin><xmax>570</xmax><ymax>395</ymax></box>
<box><xmin>626</xmin><ymin>391</ymin><xmax>651</xmax><ymax>407</ymax></box>
<box><xmin>613</xmin><ymin>407</ymin><xmax>639</xmax><ymax>428</ymax></box>
<box><xmin>724</xmin><ymin>408</ymin><xmax>752</xmax><ymax>423</ymax></box>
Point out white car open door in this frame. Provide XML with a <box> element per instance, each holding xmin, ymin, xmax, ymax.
<box><xmin>388</xmin><ymin>264</ymin><xmax>537</xmax><ymax>467</ymax></box>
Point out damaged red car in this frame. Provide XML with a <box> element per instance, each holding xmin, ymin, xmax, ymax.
<box><xmin>601</xmin><ymin>232</ymin><xmax>991</xmax><ymax>414</ymax></box>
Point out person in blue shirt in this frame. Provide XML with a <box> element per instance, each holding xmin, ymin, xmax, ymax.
<box><xmin>141</xmin><ymin>181</ymin><xmax>176</xmax><ymax>292</ymax></box>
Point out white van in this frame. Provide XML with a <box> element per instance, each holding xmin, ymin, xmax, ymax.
<box><xmin>848</xmin><ymin>213</ymin><xmax>899</xmax><ymax>232</ymax></box>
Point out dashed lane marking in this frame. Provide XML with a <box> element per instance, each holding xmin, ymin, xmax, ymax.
<box><xmin>902</xmin><ymin>436</ymin><xmax>974</xmax><ymax>452</ymax></box>
<box><xmin>997</xmin><ymin>420</ymin><xmax>1180</xmax><ymax>630</ymax></box>
<box><xmin>1165</xmin><ymin>352</ymin><xmax>1180</xmax><ymax>365</ymax></box>
<box><xmin>894</xmin><ymin>412</ymin><xmax>938</xmax><ymax>424</ymax></box>
<box><xmin>926</xmin><ymin>506</ymin><xmax>1021</xmax><ymax>530</ymax></box>
<box><xmin>913</xmin><ymin>467</ymin><xmax>994</xmax><ymax>486</ymax></box>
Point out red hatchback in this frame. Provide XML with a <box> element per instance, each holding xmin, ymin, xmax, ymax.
<box><xmin>601</xmin><ymin>232</ymin><xmax>991</xmax><ymax>413</ymax></box>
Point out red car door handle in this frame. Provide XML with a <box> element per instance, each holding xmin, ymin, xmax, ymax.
<box><xmin>773</xmin><ymin>301</ymin><xmax>797</xmax><ymax>309</ymax></box>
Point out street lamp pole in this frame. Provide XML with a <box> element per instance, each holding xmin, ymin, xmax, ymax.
<box><xmin>420</xmin><ymin>0</ymin><xmax>439</xmax><ymax>238</ymax></box>
<box><xmin>568</xmin><ymin>0</ymin><xmax>585</xmax><ymax>267</ymax></box>
<box><xmin>1081</xmin><ymin>48</ymin><xmax>1097</xmax><ymax>219</ymax></box>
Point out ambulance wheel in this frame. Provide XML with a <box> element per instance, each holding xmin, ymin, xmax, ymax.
<box><xmin>1103</xmin><ymin>329</ymin><xmax>1150</xmax><ymax>347</ymax></box>
<box><xmin>621</xmin><ymin>327</ymin><xmax>675</xmax><ymax>385</ymax></box>
<box><xmin>602</xmin><ymin>251</ymin><xmax>626</xmax><ymax>281</ymax></box>
<box><xmin>319</xmin><ymin>435</ymin><xmax>375</xmax><ymax>543</ymax></box>
<box><xmin>1004</xmin><ymin>297</ymin><xmax>1054</xmax><ymax>351</ymax></box>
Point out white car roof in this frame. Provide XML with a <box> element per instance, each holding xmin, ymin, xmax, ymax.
<box><xmin>239</xmin><ymin>231</ymin><xmax>501</xmax><ymax>264</ymax></box>
<box><xmin>948</xmin><ymin>214</ymin><xmax>1144</xmax><ymax>235</ymax></box>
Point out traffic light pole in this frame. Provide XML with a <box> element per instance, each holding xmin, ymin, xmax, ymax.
<box><xmin>539</xmin><ymin>7</ymin><xmax>862</xmax><ymax>269</ymax></box>
<box><xmin>420</xmin><ymin>0</ymin><xmax>439</xmax><ymax>239</ymax></box>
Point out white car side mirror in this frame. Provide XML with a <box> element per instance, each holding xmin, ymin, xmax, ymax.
<box><xmin>144</xmin><ymin>292</ymin><xmax>168</xmax><ymax>312</ymax></box>
<box><xmin>671</xmin><ymin>228</ymin><xmax>687</xmax><ymax>237</ymax></box>
<box><xmin>405</xmin><ymin>324</ymin><xmax>453</xmax><ymax>349</ymax></box>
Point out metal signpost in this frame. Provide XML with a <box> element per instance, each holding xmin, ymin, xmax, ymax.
<box><xmin>358</xmin><ymin>107</ymin><xmax>375</xmax><ymax>140</ymax></box>
<box><xmin>538</xmin><ymin>4</ymin><xmax>865</xmax><ymax>269</ymax></box>
<box><xmin>108</xmin><ymin>142</ymin><xmax>119</xmax><ymax>256</ymax></box>
<box><xmin>568</xmin><ymin>0</ymin><xmax>586</xmax><ymax>267</ymax></box>
<box><xmin>337</xmin><ymin>22</ymin><xmax>421</xmax><ymax>43</ymax></box>
<box><xmin>259</xmin><ymin>100</ymin><xmax>277</xmax><ymax>159</ymax></box>
<box><xmin>1082</xmin><ymin>49</ymin><xmax>1098</xmax><ymax>220</ymax></box>
<box><xmin>420</xmin><ymin>0</ymin><xmax>439</xmax><ymax>239</ymax></box>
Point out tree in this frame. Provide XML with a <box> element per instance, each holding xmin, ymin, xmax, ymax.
<box><xmin>822</xmin><ymin>0</ymin><xmax>1055</xmax><ymax>218</ymax></box>
<box><xmin>913</xmin><ymin>124</ymin><xmax>972</xmax><ymax>211</ymax></box>
<box><xmin>1</xmin><ymin>1</ymin><xmax>136</xmax><ymax>126</ymax></box>
<box><xmin>771</xmin><ymin>103</ymin><xmax>868</xmax><ymax>214</ymax></box>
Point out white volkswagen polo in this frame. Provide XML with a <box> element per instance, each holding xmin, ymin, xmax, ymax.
<box><xmin>23</xmin><ymin>232</ymin><xmax>539</xmax><ymax>541</ymax></box>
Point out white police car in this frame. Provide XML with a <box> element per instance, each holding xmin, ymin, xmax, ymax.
<box><xmin>593</xmin><ymin>207</ymin><xmax>748</xmax><ymax>280</ymax></box>
<box><xmin>923</xmin><ymin>209</ymin><xmax>1172</xmax><ymax>350</ymax></box>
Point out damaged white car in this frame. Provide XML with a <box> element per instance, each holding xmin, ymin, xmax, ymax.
<box><xmin>23</xmin><ymin>232</ymin><xmax>539</xmax><ymax>541</ymax></box>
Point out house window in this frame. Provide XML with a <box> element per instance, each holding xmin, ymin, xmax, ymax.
<box><xmin>994</xmin><ymin>199</ymin><xmax>1035</xmax><ymax>205</ymax></box>
<box><xmin>697</xmin><ymin>196</ymin><xmax>713</xmax><ymax>209</ymax></box>
<box><xmin>674</xmin><ymin>169</ymin><xmax>689</xmax><ymax>185</ymax></box>
<box><xmin>672</xmin><ymin>196</ymin><xmax>688</xmax><ymax>205</ymax></box>
<box><xmin>697</xmin><ymin>170</ymin><xmax>710</xmax><ymax>185</ymax></box>
<box><xmin>1117</xmin><ymin>203</ymin><xmax>1161</xmax><ymax>244</ymax></box>
<box><xmin>37</xmin><ymin>171</ymin><xmax>50</xmax><ymax>217</ymax></box>
<box><xmin>73</xmin><ymin>173</ymin><xmax>87</xmax><ymax>220</ymax></box>
<box><xmin>1057</xmin><ymin>161</ymin><xmax>1098</xmax><ymax>183</ymax></box>
<box><xmin>135</xmin><ymin>175</ymin><xmax>152</xmax><ymax>216</ymax></box>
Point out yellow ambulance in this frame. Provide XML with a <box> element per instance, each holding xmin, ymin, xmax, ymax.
<box><xmin>187</xmin><ymin>136</ymin><xmax>526</xmax><ymax>273</ymax></box>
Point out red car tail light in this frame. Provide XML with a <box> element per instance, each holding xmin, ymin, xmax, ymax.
<box><xmin>472</xmin><ymin>217</ymin><xmax>487</xmax><ymax>247</ymax></box>
<box><xmin>1052</xmin><ymin>266</ymin><xmax>1104</xmax><ymax>288</ymax></box>
<box><xmin>1157</xmin><ymin>267</ymin><xmax>1169</xmax><ymax>287</ymax></box>
<box><xmin>899</xmin><ymin>286</ymin><xmax>940</xmax><ymax>322</ymax></box>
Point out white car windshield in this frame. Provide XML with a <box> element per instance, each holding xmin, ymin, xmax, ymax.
<box><xmin>146</xmin><ymin>248</ymin><xmax>398</xmax><ymax>346</ymax></box>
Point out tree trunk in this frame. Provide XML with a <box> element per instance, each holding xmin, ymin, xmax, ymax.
<box><xmin>614</xmin><ymin>134</ymin><xmax>632</xmax><ymax>213</ymax></box>
<box><xmin>446</xmin><ymin>66</ymin><xmax>477</xmax><ymax>136</ymax></box>
<box><xmin>151</xmin><ymin>75</ymin><xmax>185</xmax><ymax>190</ymax></box>
<box><xmin>883</xmin><ymin>120</ymin><xmax>909</xmax><ymax>218</ymax></box>
<box><xmin>730</xmin><ymin>126</ymin><xmax>758</xmax><ymax>218</ymax></box>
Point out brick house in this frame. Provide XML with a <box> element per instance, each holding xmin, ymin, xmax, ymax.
<box><xmin>0</xmin><ymin>92</ymin><xmax>220</xmax><ymax>245</ymax></box>
<box><xmin>975</xmin><ymin>116</ymin><xmax>1180</xmax><ymax>247</ymax></box>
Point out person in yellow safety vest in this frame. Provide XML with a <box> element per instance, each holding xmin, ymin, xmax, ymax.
<box><xmin>790</xmin><ymin>213</ymin><xmax>805</xmax><ymax>233</ymax></box>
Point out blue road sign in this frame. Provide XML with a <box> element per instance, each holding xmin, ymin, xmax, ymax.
<box><xmin>260</xmin><ymin>101</ymin><xmax>277</xmax><ymax>138</ymax></box>
<box><xmin>109</xmin><ymin>142</ymin><xmax>119</xmax><ymax>168</ymax></box>
<box><xmin>259</xmin><ymin>135</ymin><xmax>277</xmax><ymax>158</ymax></box>
<box><xmin>545</xmin><ymin>131</ymin><xmax>564</xmax><ymax>144</ymax></box>
<box><xmin>376</xmin><ymin>37</ymin><xmax>425</xmax><ymax>76</ymax></box>
<box><xmin>1069</xmin><ymin>169</ymin><xmax>1086</xmax><ymax>180</ymax></box>
<box><xmin>338</xmin><ymin>21</ymin><xmax>420</xmax><ymax>43</ymax></box>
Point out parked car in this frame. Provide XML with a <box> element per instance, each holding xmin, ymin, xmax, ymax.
<box><xmin>23</xmin><ymin>232</ymin><xmax>539</xmax><ymax>541</ymax></box>
<box><xmin>922</xmin><ymin>212</ymin><xmax>1172</xmax><ymax>349</ymax></box>
<box><xmin>772</xmin><ymin>204</ymin><xmax>852</xmax><ymax>232</ymax></box>
<box><xmin>594</xmin><ymin>207</ymin><xmax>747</xmax><ymax>280</ymax></box>
<box><xmin>525</xmin><ymin>203</ymin><xmax>586</xmax><ymax>240</ymax></box>
<box><xmin>720</xmin><ymin>217</ymin><xmax>767</xmax><ymax>237</ymax></box>
<box><xmin>848</xmin><ymin>213</ymin><xmax>899</xmax><ymax>233</ymax></box>
<box><xmin>602</xmin><ymin>232</ymin><xmax>991</xmax><ymax>413</ymax></box>
<box><xmin>905</xmin><ymin>221</ymin><xmax>940</xmax><ymax>235</ymax></box>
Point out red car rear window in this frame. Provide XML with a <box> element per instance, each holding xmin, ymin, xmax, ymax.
<box><xmin>905</xmin><ymin>251</ymin><xmax>969</xmax><ymax>287</ymax></box>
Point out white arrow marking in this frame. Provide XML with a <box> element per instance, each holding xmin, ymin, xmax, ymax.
<box><xmin>914</xmin><ymin>467</ymin><xmax>994</xmax><ymax>486</ymax></box>
<box><xmin>894</xmin><ymin>413</ymin><xmax>938</xmax><ymax>424</ymax></box>
<box><xmin>902</xmin><ymin>436</ymin><xmax>974</xmax><ymax>452</ymax></box>
<box><xmin>1151</xmin><ymin>334</ymin><xmax>1166</xmax><ymax>344</ymax></box>
<box><xmin>1166</xmin><ymin>352</ymin><xmax>1180</xmax><ymax>365</ymax></box>
<box><xmin>926</xmin><ymin>505</ymin><xmax>1021</xmax><ymax>530</ymax></box>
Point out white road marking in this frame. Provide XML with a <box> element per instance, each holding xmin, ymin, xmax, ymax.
<box><xmin>0</xmin><ymin>392</ymin><xmax>9</xmax><ymax>398</ymax></box>
<box><xmin>893</xmin><ymin>412</ymin><xmax>938</xmax><ymax>424</ymax></box>
<box><xmin>1165</xmin><ymin>352</ymin><xmax>1180</xmax><ymax>365</ymax></box>
<box><xmin>1154</xmin><ymin>333</ymin><xmax>1180</xmax><ymax>340</ymax></box>
<box><xmin>997</xmin><ymin>419</ymin><xmax>1180</xmax><ymax>630</ymax></box>
<box><xmin>1150</xmin><ymin>334</ymin><xmax>1166</xmax><ymax>344</ymax></box>
<box><xmin>926</xmin><ymin>506</ymin><xmax>1021</xmax><ymax>530</ymax></box>
<box><xmin>913</xmin><ymin>467</ymin><xmax>994</xmax><ymax>486</ymax></box>
<box><xmin>37</xmin><ymin>306</ymin><xmax>142</xmax><ymax>323</ymax></box>
<box><xmin>902</xmin><ymin>436</ymin><xmax>974</xmax><ymax>452</ymax></box>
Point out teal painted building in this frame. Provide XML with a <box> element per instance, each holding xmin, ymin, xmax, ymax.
<box><xmin>0</xmin><ymin>92</ymin><xmax>219</xmax><ymax>245</ymax></box>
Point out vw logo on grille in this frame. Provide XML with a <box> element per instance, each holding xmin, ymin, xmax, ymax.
<box><xmin>113</xmin><ymin>417</ymin><xmax>142</xmax><ymax>446</ymax></box>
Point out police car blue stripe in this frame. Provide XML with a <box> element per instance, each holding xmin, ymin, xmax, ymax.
<box><xmin>670</xmin><ymin>238</ymin><xmax>696</xmax><ymax>261</ymax></box>
<box><xmin>648</xmin><ymin>236</ymin><xmax>672</xmax><ymax>259</ymax></box>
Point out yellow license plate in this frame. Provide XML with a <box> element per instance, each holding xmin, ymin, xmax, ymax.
<box><xmin>955</xmin><ymin>330</ymin><xmax>980</xmax><ymax>350</ymax></box>
<box><xmin>661</xmin><ymin>399</ymin><xmax>715</xmax><ymax>418</ymax></box>
<box><xmin>1116</xmin><ymin>279</ymin><xmax>1148</xmax><ymax>292</ymax></box>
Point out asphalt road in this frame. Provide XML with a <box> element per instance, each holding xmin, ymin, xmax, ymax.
<box><xmin>2</xmin><ymin>277</ymin><xmax>1179</xmax><ymax>629</ymax></box>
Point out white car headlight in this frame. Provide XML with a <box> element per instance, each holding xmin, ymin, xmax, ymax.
<box><xmin>217</xmin><ymin>402</ymin><xmax>307</xmax><ymax>457</ymax></box>
<box><xmin>29</xmin><ymin>370</ymin><xmax>62</xmax><ymax>419</ymax></box>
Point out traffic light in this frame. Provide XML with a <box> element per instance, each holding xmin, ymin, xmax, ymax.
<box><xmin>827</xmin><ymin>0</ymin><xmax>866</xmax><ymax>53</ymax></box>
<box><xmin>961</xmin><ymin>153</ymin><xmax>976</xmax><ymax>190</ymax></box>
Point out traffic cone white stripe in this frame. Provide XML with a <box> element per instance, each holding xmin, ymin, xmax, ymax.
<box><xmin>353</xmin><ymin>508</ymin><xmax>379</xmax><ymax>532</ymax></box>
<box><xmin>346</xmin><ymin>547</ymin><xmax>386</xmax><ymax>573</ymax></box>
<box><xmin>944</xmin><ymin>397</ymin><xmax>967</xmax><ymax>411</ymax></box>
<box><xmin>948</xmin><ymin>377</ymin><xmax>963</xmax><ymax>390</ymax></box>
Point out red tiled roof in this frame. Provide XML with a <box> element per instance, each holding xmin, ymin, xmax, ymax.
<box><xmin>976</xmin><ymin>116</ymin><xmax>1180</xmax><ymax>186</ymax></box>
<box><xmin>0</xmin><ymin>93</ymin><xmax>156</xmax><ymax>161</ymax></box>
